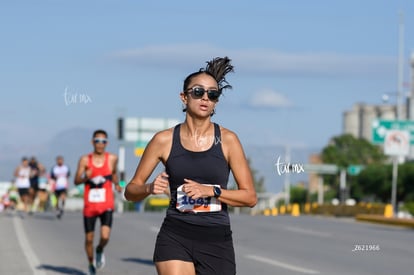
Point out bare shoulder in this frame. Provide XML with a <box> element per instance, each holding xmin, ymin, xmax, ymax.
<box><xmin>75</xmin><ymin>155</ymin><xmax>89</xmax><ymax>171</ymax></box>
<box><xmin>218</xmin><ymin>125</ymin><xmax>245</xmax><ymax>159</ymax></box>
<box><xmin>219</xmin><ymin>125</ymin><xmax>241</xmax><ymax>145</ymax></box>
<box><xmin>79</xmin><ymin>154</ymin><xmax>89</xmax><ymax>163</ymax></box>
<box><xmin>149</xmin><ymin>127</ymin><xmax>175</xmax><ymax>160</ymax></box>
<box><xmin>108</xmin><ymin>153</ymin><xmax>118</xmax><ymax>162</ymax></box>
<box><xmin>152</xmin><ymin>127</ymin><xmax>174</xmax><ymax>145</ymax></box>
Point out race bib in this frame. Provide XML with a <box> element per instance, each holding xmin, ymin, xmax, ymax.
<box><xmin>176</xmin><ymin>184</ymin><xmax>222</xmax><ymax>213</ymax></box>
<box><xmin>56</xmin><ymin>177</ymin><xmax>68</xmax><ymax>189</ymax></box>
<box><xmin>88</xmin><ymin>188</ymin><xmax>106</xmax><ymax>203</ymax></box>
<box><xmin>38</xmin><ymin>177</ymin><xmax>48</xmax><ymax>189</ymax></box>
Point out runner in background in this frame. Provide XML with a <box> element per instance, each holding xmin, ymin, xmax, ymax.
<box><xmin>74</xmin><ymin>129</ymin><xmax>122</xmax><ymax>275</ymax></box>
<box><xmin>1</xmin><ymin>182</ymin><xmax>18</xmax><ymax>213</ymax></box>
<box><xmin>32</xmin><ymin>168</ymin><xmax>50</xmax><ymax>212</ymax></box>
<box><xmin>14</xmin><ymin>157</ymin><xmax>31</xmax><ymax>215</ymax></box>
<box><xmin>28</xmin><ymin>157</ymin><xmax>44</xmax><ymax>214</ymax></box>
<box><xmin>51</xmin><ymin>155</ymin><xmax>70</xmax><ymax>219</ymax></box>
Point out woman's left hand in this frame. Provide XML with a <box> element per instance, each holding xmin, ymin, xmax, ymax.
<box><xmin>182</xmin><ymin>179</ymin><xmax>214</xmax><ymax>199</ymax></box>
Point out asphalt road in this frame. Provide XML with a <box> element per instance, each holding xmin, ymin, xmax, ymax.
<box><xmin>1</xmin><ymin>210</ymin><xmax>413</xmax><ymax>275</ymax></box>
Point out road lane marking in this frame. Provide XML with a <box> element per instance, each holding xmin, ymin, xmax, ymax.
<box><xmin>245</xmin><ymin>254</ymin><xmax>320</xmax><ymax>274</ymax></box>
<box><xmin>13</xmin><ymin>216</ymin><xmax>47</xmax><ymax>275</ymax></box>
<box><xmin>284</xmin><ymin>226</ymin><xmax>332</xmax><ymax>238</ymax></box>
<box><xmin>150</xmin><ymin>226</ymin><xmax>160</xmax><ymax>233</ymax></box>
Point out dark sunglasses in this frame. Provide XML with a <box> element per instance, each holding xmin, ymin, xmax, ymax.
<box><xmin>186</xmin><ymin>87</ymin><xmax>221</xmax><ymax>101</ymax></box>
<box><xmin>93</xmin><ymin>138</ymin><xmax>108</xmax><ymax>144</ymax></box>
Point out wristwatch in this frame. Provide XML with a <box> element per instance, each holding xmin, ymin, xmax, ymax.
<box><xmin>213</xmin><ymin>186</ymin><xmax>222</xmax><ymax>198</ymax></box>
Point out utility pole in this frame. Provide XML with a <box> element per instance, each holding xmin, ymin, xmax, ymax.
<box><xmin>390</xmin><ymin>11</ymin><xmax>405</xmax><ymax>217</ymax></box>
<box><xmin>397</xmin><ymin>11</ymin><xmax>404</xmax><ymax>120</ymax></box>
<box><xmin>284</xmin><ymin>145</ymin><xmax>291</xmax><ymax>206</ymax></box>
<box><xmin>409</xmin><ymin>52</ymin><xmax>414</xmax><ymax>159</ymax></box>
<box><xmin>117</xmin><ymin>117</ymin><xmax>125</xmax><ymax>213</ymax></box>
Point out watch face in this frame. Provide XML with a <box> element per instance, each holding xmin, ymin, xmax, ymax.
<box><xmin>214</xmin><ymin>186</ymin><xmax>221</xmax><ymax>197</ymax></box>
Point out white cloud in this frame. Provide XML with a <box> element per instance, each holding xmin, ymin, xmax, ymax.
<box><xmin>249</xmin><ymin>89</ymin><xmax>292</xmax><ymax>109</ymax></box>
<box><xmin>109</xmin><ymin>43</ymin><xmax>395</xmax><ymax>77</ymax></box>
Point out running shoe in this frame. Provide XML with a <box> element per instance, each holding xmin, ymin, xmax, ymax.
<box><xmin>95</xmin><ymin>247</ymin><xmax>105</xmax><ymax>269</ymax></box>
<box><xmin>56</xmin><ymin>210</ymin><xmax>62</xmax><ymax>219</ymax></box>
<box><xmin>88</xmin><ymin>264</ymin><xmax>96</xmax><ymax>275</ymax></box>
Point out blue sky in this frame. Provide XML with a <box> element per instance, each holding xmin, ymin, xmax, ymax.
<box><xmin>1</xmin><ymin>0</ymin><xmax>414</xmax><ymax>163</ymax></box>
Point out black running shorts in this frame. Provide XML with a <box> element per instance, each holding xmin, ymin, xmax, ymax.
<box><xmin>83</xmin><ymin>210</ymin><xmax>113</xmax><ymax>233</ymax></box>
<box><xmin>54</xmin><ymin>189</ymin><xmax>67</xmax><ymax>198</ymax></box>
<box><xmin>17</xmin><ymin>188</ymin><xmax>30</xmax><ymax>197</ymax></box>
<box><xmin>153</xmin><ymin>219</ymin><xmax>236</xmax><ymax>275</ymax></box>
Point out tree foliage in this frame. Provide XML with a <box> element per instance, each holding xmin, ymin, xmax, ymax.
<box><xmin>319</xmin><ymin>134</ymin><xmax>414</xmax><ymax>205</ymax></box>
<box><xmin>290</xmin><ymin>184</ymin><xmax>307</xmax><ymax>204</ymax></box>
<box><xmin>321</xmin><ymin>134</ymin><xmax>386</xmax><ymax>167</ymax></box>
<box><xmin>356</xmin><ymin>162</ymin><xmax>414</xmax><ymax>203</ymax></box>
<box><xmin>248</xmin><ymin>158</ymin><xmax>266</xmax><ymax>193</ymax></box>
<box><xmin>229</xmin><ymin>158</ymin><xmax>265</xmax><ymax>193</ymax></box>
<box><xmin>320</xmin><ymin>134</ymin><xmax>387</xmax><ymax>200</ymax></box>
<box><xmin>355</xmin><ymin>164</ymin><xmax>391</xmax><ymax>202</ymax></box>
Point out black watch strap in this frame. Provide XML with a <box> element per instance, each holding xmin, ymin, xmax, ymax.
<box><xmin>213</xmin><ymin>186</ymin><xmax>221</xmax><ymax>198</ymax></box>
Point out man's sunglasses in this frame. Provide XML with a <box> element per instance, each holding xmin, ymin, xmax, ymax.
<box><xmin>186</xmin><ymin>87</ymin><xmax>221</xmax><ymax>101</ymax></box>
<box><xmin>93</xmin><ymin>138</ymin><xmax>108</xmax><ymax>144</ymax></box>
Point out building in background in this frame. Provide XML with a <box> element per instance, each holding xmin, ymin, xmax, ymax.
<box><xmin>343</xmin><ymin>52</ymin><xmax>414</xmax><ymax>143</ymax></box>
<box><xmin>305</xmin><ymin>53</ymin><xmax>414</xmax><ymax>202</ymax></box>
<box><xmin>343</xmin><ymin>103</ymin><xmax>406</xmax><ymax>142</ymax></box>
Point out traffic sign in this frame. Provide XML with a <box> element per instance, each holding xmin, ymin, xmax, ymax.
<box><xmin>124</xmin><ymin>117</ymin><xmax>180</xmax><ymax>142</ymax></box>
<box><xmin>384</xmin><ymin>130</ymin><xmax>410</xmax><ymax>156</ymax></box>
<box><xmin>347</xmin><ymin>165</ymin><xmax>365</xmax><ymax>175</ymax></box>
<box><xmin>135</xmin><ymin>141</ymin><xmax>147</xmax><ymax>157</ymax></box>
<box><xmin>121</xmin><ymin>117</ymin><xmax>180</xmax><ymax>157</ymax></box>
<box><xmin>372</xmin><ymin>119</ymin><xmax>414</xmax><ymax>144</ymax></box>
<box><xmin>303</xmin><ymin>164</ymin><xmax>338</xmax><ymax>174</ymax></box>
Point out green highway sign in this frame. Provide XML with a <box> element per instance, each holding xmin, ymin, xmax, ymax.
<box><xmin>119</xmin><ymin>180</ymin><xmax>126</xmax><ymax>188</ymax></box>
<box><xmin>372</xmin><ymin>119</ymin><xmax>414</xmax><ymax>144</ymax></box>
<box><xmin>303</xmin><ymin>164</ymin><xmax>338</xmax><ymax>174</ymax></box>
<box><xmin>347</xmin><ymin>165</ymin><xmax>365</xmax><ymax>176</ymax></box>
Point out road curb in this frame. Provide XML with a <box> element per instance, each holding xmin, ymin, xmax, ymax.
<box><xmin>355</xmin><ymin>214</ymin><xmax>414</xmax><ymax>228</ymax></box>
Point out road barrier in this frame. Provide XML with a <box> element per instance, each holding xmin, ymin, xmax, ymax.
<box><xmin>291</xmin><ymin>204</ymin><xmax>300</xmax><ymax>216</ymax></box>
<box><xmin>260</xmin><ymin>203</ymin><xmax>300</xmax><ymax>217</ymax></box>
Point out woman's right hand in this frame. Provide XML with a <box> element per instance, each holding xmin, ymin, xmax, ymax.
<box><xmin>150</xmin><ymin>172</ymin><xmax>169</xmax><ymax>195</ymax></box>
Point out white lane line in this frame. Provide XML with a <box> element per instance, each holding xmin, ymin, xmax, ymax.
<box><xmin>13</xmin><ymin>216</ymin><xmax>47</xmax><ymax>275</ymax></box>
<box><xmin>246</xmin><ymin>254</ymin><xmax>320</xmax><ymax>274</ymax></box>
<box><xmin>150</xmin><ymin>226</ymin><xmax>160</xmax><ymax>233</ymax></box>
<box><xmin>284</xmin><ymin>226</ymin><xmax>332</xmax><ymax>238</ymax></box>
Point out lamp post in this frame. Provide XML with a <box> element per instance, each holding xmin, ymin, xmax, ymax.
<box><xmin>390</xmin><ymin>12</ymin><xmax>404</xmax><ymax>217</ymax></box>
<box><xmin>382</xmin><ymin>95</ymin><xmax>404</xmax><ymax>218</ymax></box>
<box><xmin>284</xmin><ymin>145</ymin><xmax>290</xmax><ymax>206</ymax></box>
<box><xmin>379</xmin><ymin>12</ymin><xmax>406</xmax><ymax>217</ymax></box>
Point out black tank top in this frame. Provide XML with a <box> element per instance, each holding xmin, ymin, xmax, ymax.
<box><xmin>165</xmin><ymin>123</ymin><xmax>230</xmax><ymax>226</ymax></box>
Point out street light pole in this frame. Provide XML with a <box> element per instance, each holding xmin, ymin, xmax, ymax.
<box><xmin>390</xmin><ymin>11</ymin><xmax>405</xmax><ymax>217</ymax></box>
<box><xmin>284</xmin><ymin>145</ymin><xmax>291</xmax><ymax>206</ymax></box>
<box><xmin>397</xmin><ymin>11</ymin><xmax>404</xmax><ymax>120</ymax></box>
